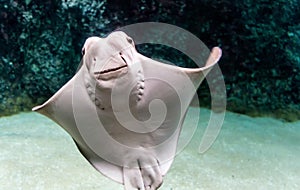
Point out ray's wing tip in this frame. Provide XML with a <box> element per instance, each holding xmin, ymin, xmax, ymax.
<box><xmin>210</xmin><ymin>47</ymin><xmax>222</xmax><ymax>63</ymax></box>
<box><xmin>204</xmin><ymin>47</ymin><xmax>222</xmax><ymax>68</ymax></box>
<box><xmin>32</xmin><ymin>105</ymin><xmax>42</xmax><ymax>112</ymax></box>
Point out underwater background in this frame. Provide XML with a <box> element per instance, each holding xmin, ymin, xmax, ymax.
<box><xmin>0</xmin><ymin>0</ymin><xmax>299</xmax><ymax>121</ymax></box>
<box><xmin>0</xmin><ymin>0</ymin><xmax>299</xmax><ymax>189</ymax></box>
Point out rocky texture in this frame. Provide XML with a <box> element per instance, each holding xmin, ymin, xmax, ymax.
<box><xmin>0</xmin><ymin>0</ymin><xmax>299</xmax><ymax>121</ymax></box>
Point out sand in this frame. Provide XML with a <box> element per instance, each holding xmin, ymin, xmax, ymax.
<box><xmin>0</xmin><ymin>108</ymin><xmax>299</xmax><ymax>190</ymax></box>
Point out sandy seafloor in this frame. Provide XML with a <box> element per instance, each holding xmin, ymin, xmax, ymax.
<box><xmin>0</xmin><ymin>108</ymin><xmax>299</xmax><ymax>190</ymax></box>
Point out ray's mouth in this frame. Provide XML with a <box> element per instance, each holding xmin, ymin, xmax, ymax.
<box><xmin>94</xmin><ymin>53</ymin><xmax>128</xmax><ymax>79</ymax></box>
<box><xmin>94</xmin><ymin>64</ymin><xmax>127</xmax><ymax>74</ymax></box>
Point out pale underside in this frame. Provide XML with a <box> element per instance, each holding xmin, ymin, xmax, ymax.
<box><xmin>33</xmin><ymin>31</ymin><xmax>221</xmax><ymax>190</ymax></box>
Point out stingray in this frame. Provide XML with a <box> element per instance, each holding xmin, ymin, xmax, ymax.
<box><xmin>32</xmin><ymin>31</ymin><xmax>221</xmax><ymax>190</ymax></box>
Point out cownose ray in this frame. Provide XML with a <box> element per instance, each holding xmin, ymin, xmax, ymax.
<box><xmin>32</xmin><ymin>31</ymin><xmax>222</xmax><ymax>190</ymax></box>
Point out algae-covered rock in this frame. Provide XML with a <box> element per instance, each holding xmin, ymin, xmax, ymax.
<box><xmin>0</xmin><ymin>0</ymin><xmax>299</xmax><ymax>121</ymax></box>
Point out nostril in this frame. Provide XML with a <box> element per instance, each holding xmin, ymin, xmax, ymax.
<box><xmin>120</xmin><ymin>52</ymin><xmax>127</xmax><ymax>64</ymax></box>
<box><xmin>121</xmin><ymin>56</ymin><xmax>127</xmax><ymax>64</ymax></box>
<box><xmin>81</xmin><ymin>48</ymin><xmax>85</xmax><ymax>55</ymax></box>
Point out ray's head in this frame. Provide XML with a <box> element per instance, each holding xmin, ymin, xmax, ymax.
<box><xmin>81</xmin><ymin>31</ymin><xmax>136</xmax><ymax>84</ymax></box>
